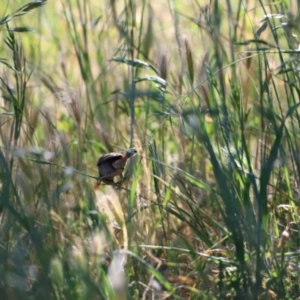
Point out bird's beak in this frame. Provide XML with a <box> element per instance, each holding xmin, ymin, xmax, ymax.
<box><xmin>126</xmin><ymin>148</ymin><xmax>137</xmax><ymax>158</ymax></box>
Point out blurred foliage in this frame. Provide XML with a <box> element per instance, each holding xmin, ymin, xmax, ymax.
<box><xmin>0</xmin><ymin>0</ymin><xmax>300</xmax><ymax>299</ymax></box>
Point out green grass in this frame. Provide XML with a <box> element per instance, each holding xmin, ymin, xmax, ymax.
<box><xmin>0</xmin><ymin>0</ymin><xmax>300</xmax><ymax>299</ymax></box>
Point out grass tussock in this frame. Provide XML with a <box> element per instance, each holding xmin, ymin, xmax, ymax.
<box><xmin>0</xmin><ymin>0</ymin><xmax>300</xmax><ymax>299</ymax></box>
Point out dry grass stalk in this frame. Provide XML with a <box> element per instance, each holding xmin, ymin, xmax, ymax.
<box><xmin>184</xmin><ymin>38</ymin><xmax>194</xmax><ymax>84</ymax></box>
<box><xmin>94</xmin><ymin>186</ymin><xmax>128</xmax><ymax>249</ymax></box>
<box><xmin>143</xmin><ymin>6</ymin><xmax>153</xmax><ymax>59</ymax></box>
<box><xmin>158</xmin><ymin>52</ymin><xmax>168</xmax><ymax>82</ymax></box>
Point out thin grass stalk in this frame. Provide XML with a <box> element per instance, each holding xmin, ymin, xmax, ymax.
<box><xmin>62</xmin><ymin>0</ymin><xmax>94</xmax><ymax>123</ymax></box>
<box><xmin>184</xmin><ymin>38</ymin><xmax>194</xmax><ymax>85</ymax></box>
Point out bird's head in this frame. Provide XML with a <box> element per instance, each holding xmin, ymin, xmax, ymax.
<box><xmin>125</xmin><ymin>148</ymin><xmax>137</xmax><ymax>158</ymax></box>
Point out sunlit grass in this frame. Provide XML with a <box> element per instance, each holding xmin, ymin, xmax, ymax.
<box><xmin>1</xmin><ymin>0</ymin><xmax>300</xmax><ymax>299</ymax></box>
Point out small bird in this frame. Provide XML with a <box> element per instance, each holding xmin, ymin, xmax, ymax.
<box><xmin>97</xmin><ymin>148</ymin><xmax>137</xmax><ymax>185</ymax></box>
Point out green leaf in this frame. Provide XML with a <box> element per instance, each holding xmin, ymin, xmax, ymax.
<box><xmin>110</xmin><ymin>57</ymin><xmax>158</xmax><ymax>74</ymax></box>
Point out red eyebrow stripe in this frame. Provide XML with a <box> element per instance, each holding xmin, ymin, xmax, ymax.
<box><xmin>110</xmin><ymin>155</ymin><xmax>123</xmax><ymax>162</ymax></box>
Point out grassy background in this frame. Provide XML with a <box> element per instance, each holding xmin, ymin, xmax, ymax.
<box><xmin>1</xmin><ymin>0</ymin><xmax>300</xmax><ymax>299</ymax></box>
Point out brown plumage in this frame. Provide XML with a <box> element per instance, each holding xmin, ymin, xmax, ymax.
<box><xmin>97</xmin><ymin>148</ymin><xmax>137</xmax><ymax>185</ymax></box>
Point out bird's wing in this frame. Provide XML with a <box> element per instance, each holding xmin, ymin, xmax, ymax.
<box><xmin>97</xmin><ymin>153</ymin><xmax>123</xmax><ymax>166</ymax></box>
